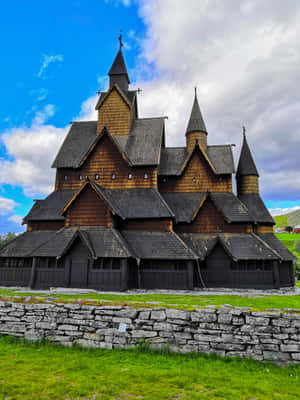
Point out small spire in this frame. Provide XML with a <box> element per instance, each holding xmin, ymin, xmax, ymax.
<box><xmin>237</xmin><ymin>130</ymin><xmax>259</xmax><ymax>177</ymax></box>
<box><xmin>108</xmin><ymin>35</ymin><xmax>130</xmax><ymax>90</ymax></box>
<box><xmin>186</xmin><ymin>88</ymin><xmax>207</xmax><ymax>135</ymax></box>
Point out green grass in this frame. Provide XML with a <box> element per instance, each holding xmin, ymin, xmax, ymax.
<box><xmin>274</xmin><ymin>214</ymin><xmax>288</xmax><ymax>228</ymax></box>
<box><xmin>0</xmin><ymin>336</ymin><xmax>300</xmax><ymax>400</ymax></box>
<box><xmin>1</xmin><ymin>288</ymin><xmax>300</xmax><ymax>311</ymax></box>
<box><xmin>276</xmin><ymin>233</ymin><xmax>300</xmax><ymax>259</ymax></box>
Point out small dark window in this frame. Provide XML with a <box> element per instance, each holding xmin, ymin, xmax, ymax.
<box><xmin>111</xmin><ymin>173</ymin><xmax>116</xmax><ymax>180</ymax></box>
<box><xmin>144</xmin><ymin>173</ymin><xmax>148</xmax><ymax>179</ymax></box>
<box><xmin>79</xmin><ymin>175</ymin><xmax>83</xmax><ymax>180</ymax></box>
<box><xmin>95</xmin><ymin>174</ymin><xmax>99</xmax><ymax>180</ymax></box>
<box><xmin>128</xmin><ymin>173</ymin><xmax>133</xmax><ymax>180</ymax></box>
<box><xmin>64</xmin><ymin>175</ymin><xmax>68</xmax><ymax>181</ymax></box>
<box><xmin>163</xmin><ymin>178</ymin><xmax>167</xmax><ymax>183</ymax></box>
<box><xmin>192</xmin><ymin>177</ymin><xmax>196</xmax><ymax>183</ymax></box>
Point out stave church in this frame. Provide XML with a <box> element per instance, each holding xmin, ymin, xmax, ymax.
<box><xmin>0</xmin><ymin>38</ymin><xmax>295</xmax><ymax>290</ymax></box>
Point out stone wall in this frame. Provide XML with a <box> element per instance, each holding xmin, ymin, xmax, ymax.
<box><xmin>1</xmin><ymin>299</ymin><xmax>300</xmax><ymax>364</ymax></box>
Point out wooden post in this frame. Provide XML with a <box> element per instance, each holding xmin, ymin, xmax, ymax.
<box><xmin>65</xmin><ymin>259</ymin><xmax>71</xmax><ymax>287</ymax></box>
<box><xmin>121</xmin><ymin>258</ymin><xmax>128</xmax><ymax>291</ymax></box>
<box><xmin>273</xmin><ymin>261</ymin><xmax>280</xmax><ymax>289</ymax></box>
<box><xmin>187</xmin><ymin>261</ymin><xmax>194</xmax><ymax>290</ymax></box>
<box><xmin>85</xmin><ymin>259</ymin><xmax>90</xmax><ymax>288</ymax></box>
<box><xmin>29</xmin><ymin>257</ymin><xmax>37</xmax><ymax>289</ymax></box>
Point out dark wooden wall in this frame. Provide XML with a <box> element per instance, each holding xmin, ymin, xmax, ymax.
<box><xmin>27</xmin><ymin>221</ymin><xmax>64</xmax><ymax>232</ymax></box>
<box><xmin>55</xmin><ymin>136</ymin><xmax>157</xmax><ymax>191</ymax></box>
<box><xmin>120</xmin><ymin>218</ymin><xmax>173</xmax><ymax>231</ymax></box>
<box><xmin>65</xmin><ymin>185</ymin><xmax>113</xmax><ymax>227</ymax></box>
<box><xmin>175</xmin><ymin>198</ymin><xmax>252</xmax><ymax>233</ymax></box>
<box><xmin>158</xmin><ymin>151</ymin><xmax>232</xmax><ymax>193</ymax></box>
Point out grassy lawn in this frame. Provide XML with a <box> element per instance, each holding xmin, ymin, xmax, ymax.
<box><xmin>0</xmin><ymin>336</ymin><xmax>300</xmax><ymax>400</ymax></box>
<box><xmin>275</xmin><ymin>233</ymin><xmax>300</xmax><ymax>259</ymax></box>
<box><xmin>1</xmin><ymin>288</ymin><xmax>300</xmax><ymax>311</ymax></box>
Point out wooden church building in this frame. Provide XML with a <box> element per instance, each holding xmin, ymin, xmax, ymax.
<box><xmin>0</xmin><ymin>39</ymin><xmax>295</xmax><ymax>290</ymax></box>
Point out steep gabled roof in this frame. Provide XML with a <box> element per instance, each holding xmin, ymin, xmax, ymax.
<box><xmin>108</xmin><ymin>48</ymin><xmax>130</xmax><ymax>83</ymax></box>
<box><xmin>83</xmin><ymin>226</ymin><xmax>133</xmax><ymax>258</ymax></box>
<box><xmin>158</xmin><ymin>145</ymin><xmax>234</xmax><ymax>176</ymax></box>
<box><xmin>180</xmin><ymin>142</ymin><xmax>216</xmax><ymax>175</ymax></box>
<box><xmin>23</xmin><ymin>190</ymin><xmax>76</xmax><ymax>223</ymax></box>
<box><xmin>219</xmin><ymin>233</ymin><xmax>278</xmax><ymax>261</ymax></box>
<box><xmin>258</xmin><ymin>233</ymin><xmax>297</xmax><ymax>261</ymax></box>
<box><xmin>120</xmin><ymin>230</ymin><xmax>197</xmax><ymax>260</ymax></box>
<box><xmin>95</xmin><ymin>89</ymin><xmax>137</xmax><ymax>110</ymax></box>
<box><xmin>161</xmin><ymin>192</ymin><xmax>206</xmax><ymax>223</ymax></box>
<box><xmin>186</xmin><ymin>92</ymin><xmax>207</xmax><ymax>135</ymax></box>
<box><xmin>102</xmin><ymin>188</ymin><xmax>174</xmax><ymax>220</ymax></box>
<box><xmin>206</xmin><ymin>145</ymin><xmax>235</xmax><ymax>174</ymax></box>
<box><xmin>0</xmin><ymin>230</ymin><xmax>58</xmax><ymax>257</ymax></box>
<box><xmin>238</xmin><ymin>193</ymin><xmax>274</xmax><ymax>225</ymax></box>
<box><xmin>125</xmin><ymin>118</ymin><xmax>165</xmax><ymax>166</ymax></box>
<box><xmin>95</xmin><ymin>83</ymin><xmax>131</xmax><ymax>111</ymax></box>
<box><xmin>52</xmin><ymin>121</ymin><xmax>98</xmax><ymax>168</ymax></box>
<box><xmin>209</xmin><ymin>192</ymin><xmax>253</xmax><ymax>223</ymax></box>
<box><xmin>179</xmin><ymin>233</ymin><xmax>218</xmax><ymax>260</ymax></box>
<box><xmin>237</xmin><ymin>133</ymin><xmax>259</xmax><ymax>177</ymax></box>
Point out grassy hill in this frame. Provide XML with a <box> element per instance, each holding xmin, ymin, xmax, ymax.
<box><xmin>274</xmin><ymin>208</ymin><xmax>300</xmax><ymax>228</ymax></box>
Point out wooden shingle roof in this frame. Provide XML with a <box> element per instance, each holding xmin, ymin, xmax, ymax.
<box><xmin>120</xmin><ymin>230</ymin><xmax>197</xmax><ymax>260</ymax></box>
<box><xmin>238</xmin><ymin>194</ymin><xmax>274</xmax><ymax>225</ymax></box>
<box><xmin>158</xmin><ymin>145</ymin><xmax>234</xmax><ymax>176</ymax></box>
<box><xmin>186</xmin><ymin>92</ymin><xmax>207</xmax><ymax>135</ymax></box>
<box><xmin>23</xmin><ymin>190</ymin><xmax>76</xmax><ymax>223</ymax></box>
<box><xmin>237</xmin><ymin>133</ymin><xmax>259</xmax><ymax>177</ymax></box>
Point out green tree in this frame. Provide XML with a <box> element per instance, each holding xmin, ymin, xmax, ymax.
<box><xmin>0</xmin><ymin>232</ymin><xmax>17</xmax><ymax>248</ymax></box>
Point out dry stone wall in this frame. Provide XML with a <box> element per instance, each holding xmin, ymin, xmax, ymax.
<box><xmin>1</xmin><ymin>299</ymin><xmax>300</xmax><ymax>364</ymax></box>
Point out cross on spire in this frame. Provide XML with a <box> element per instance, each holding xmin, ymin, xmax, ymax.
<box><xmin>118</xmin><ymin>30</ymin><xmax>123</xmax><ymax>48</ymax></box>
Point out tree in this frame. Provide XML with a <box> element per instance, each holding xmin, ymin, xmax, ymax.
<box><xmin>285</xmin><ymin>226</ymin><xmax>293</xmax><ymax>233</ymax></box>
<box><xmin>0</xmin><ymin>232</ymin><xmax>17</xmax><ymax>248</ymax></box>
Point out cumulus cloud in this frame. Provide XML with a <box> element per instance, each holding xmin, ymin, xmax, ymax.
<box><xmin>8</xmin><ymin>214</ymin><xmax>23</xmax><ymax>225</ymax></box>
<box><xmin>38</xmin><ymin>54</ymin><xmax>64</xmax><ymax>79</ymax></box>
<box><xmin>0</xmin><ymin>197</ymin><xmax>17</xmax><ymax>215</ymax></box>
<box><xmin>0</xmin><ymin>106</ymin><xmax>67</xmax><ymax>196</ymax></box>
<box><xmin>134</xmin><ymin>0</ymin><xmax>300</xmax><ymax>201</ymax></box>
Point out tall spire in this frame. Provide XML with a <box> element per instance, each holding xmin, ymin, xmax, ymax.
<box><xmin>186</xmin><ymin>87</ymin><xmax>207</xmax><ymax>135</ymax></box>
<box><xmin>237</xmin><ymin>128</ymin><xmax>259</xmax><ymax>177</ymax></box>
<box><xmin>108</xmin><ymin>33</ymin><xmax>130</xmax><ymax>91</ymax></box>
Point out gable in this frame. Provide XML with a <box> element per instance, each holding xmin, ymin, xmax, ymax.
<box><xmin>56</xmin><ymin>135</ymin><xmax>157</xmax><ymax>191</ymax></box>
<box><xmin>159</xmin><ymin>150</ymin><xmax>232</xmax><ymax>193</ymax></box>
<box><xmin>176</xmin><ymin>197</ymin><xmax>251</xmax><ymax>233</ymax></box>
<box><xmin>97</xmin><ymin>86</ymin><xmax>131</xmax><ymax>135</ymax></box>
<box><xmin>65</xmin><ymin>185</ymin><xmax>113</xmax><ymax>227</ymax></box>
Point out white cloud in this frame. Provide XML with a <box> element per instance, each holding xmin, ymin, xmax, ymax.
<box><xmin>0</xmin><ymin>197</ymin><xmax>17</xmax><ymax>215</ymax></box>
<box><xmin>134</xmin><ymin>0</ymin><xmax>300</xmax><ymax>201</ymax></box>
<box><xmin>8</xmin><ymin>214</ymin><xmax>23</xmax><ymax>225</ymax></box>
<box><xmin>0</xmin><ymin>106</ymin><xmax>67</xmax><ymax>196</ymax></box>
<box><xmin>269</xmin><ymin>206</ymin><xmax>300</xmax><ymax>217</ymax></box>
<box><xmin>38</xmin><ymin>54</ymin><xmax>64</xmax><ymax>79</ymax></box>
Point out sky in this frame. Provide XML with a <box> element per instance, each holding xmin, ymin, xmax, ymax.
<box><xmin>0</xmin><ymin>0</ymin><xmax>300</xmax><ymax>234</ymax></box>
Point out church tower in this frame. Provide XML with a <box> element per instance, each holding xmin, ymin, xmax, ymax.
<box><xmin>186</xmin><ymin>89</ymin><xmax>207</xmax><ymax>153</ymax></box>
<box><xmin>236</xmin><ymin>129</ymin><xmax>259</xmax><ymax>195</ymax></box>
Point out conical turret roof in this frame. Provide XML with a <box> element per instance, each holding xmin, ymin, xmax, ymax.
<box><xmin>108</xmin><ymin>48</ymin><xmax>130</xmax><ymax>84</ymax></box>
<box><xmin>186</xmin><ymin>90</ymin><xmax>207</xmax><ymax>135</ymax></box>
<box><xmin>237</xmin><ymin>131</ymin><xmax>259</xmax><ymax>177</ymax></box>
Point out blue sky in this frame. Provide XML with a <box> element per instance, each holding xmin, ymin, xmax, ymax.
<box><xmin>0</xmin><ymin>0</ymin><xmax>300</xmax><ymax>234</ymax></box>
<box><xmin>0</xmin><ymin>0</ymin><xmax>145</xmax><ymax>233</ymax></box>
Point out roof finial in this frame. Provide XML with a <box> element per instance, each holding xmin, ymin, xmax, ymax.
<box><xmin>118</xmin><ymin>30</ymin><xmax>123</xmax><ymax>48</ymax></box>
<box><xmin>194</xmin><ymin>86</ymin><xmax>197</xmax><ymax>97</ymax></box>
<box><xmin>243</xmin><ymin>126</ymin><xmax>246</xmax><ymax>137</ymax></box>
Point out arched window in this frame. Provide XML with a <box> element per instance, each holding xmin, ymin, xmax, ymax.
<box><xmin>64</xmin><ymin>175</ymin><xmax>68</xmax><ymax>181</ymax></box>
<box><xmin>144</xmin><ymin>173</ymin><xmax>148</xmax><ymax>179</ymax></box>
<box><xmin>128</xmin><ymin>173</ymin><xmax>133</xmax><ymax>180</ymax></box>
<box><xmin>95</xmin><ymin>174</ymin><xmax>99</xmax><ymax>180</ymax></box>
<box><xmin>79</xmin><ymin>175</ymin><xmax>83</xmax><ymax>180</ymax></box>
<box><xmin>111</xmin><ymin>173</ymin><xmax>116</xmax><ymax>180</ymax></box>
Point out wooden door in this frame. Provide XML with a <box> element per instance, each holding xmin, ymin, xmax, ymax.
<box><xmin>65</xmin><ymin>238</ymin><xmax>91</xmax><ymax>288</ymax></box>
